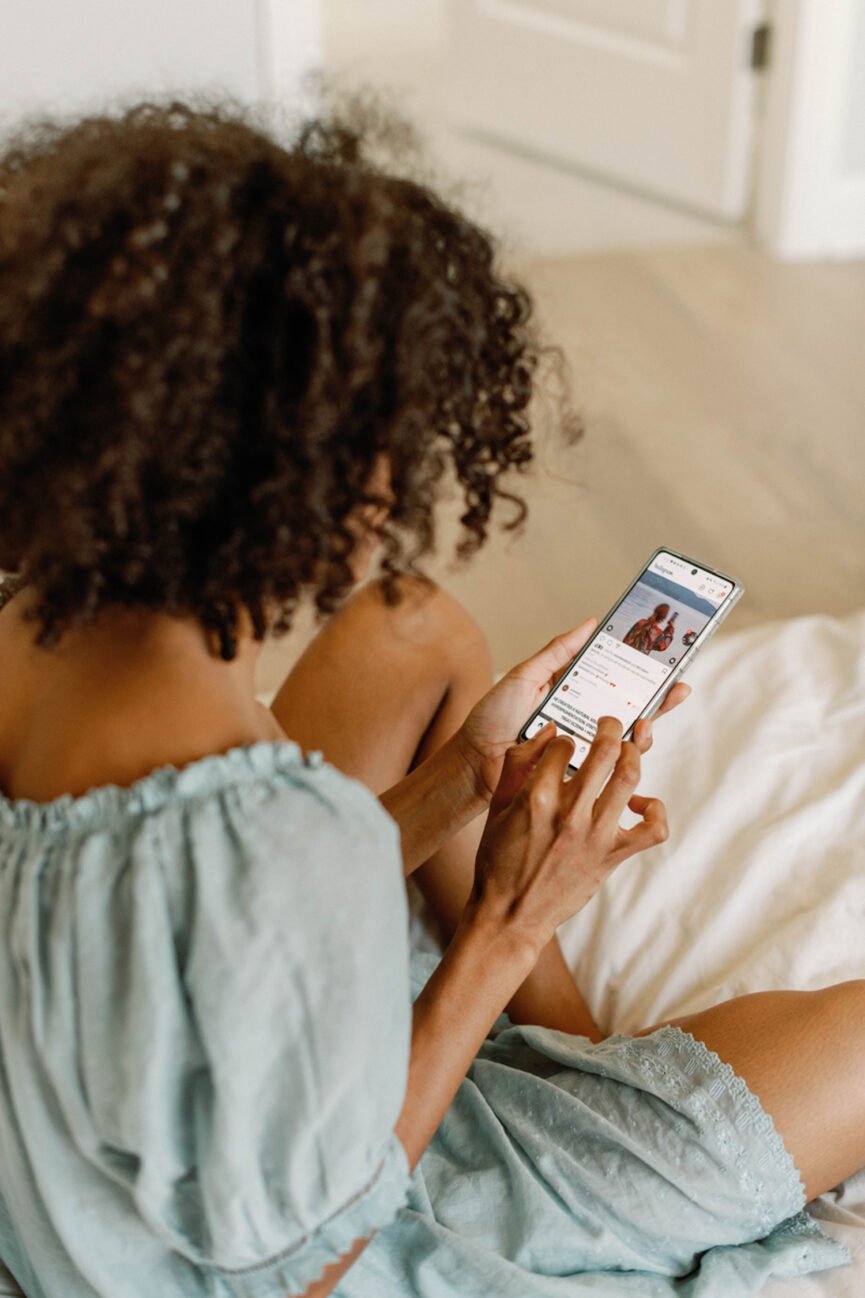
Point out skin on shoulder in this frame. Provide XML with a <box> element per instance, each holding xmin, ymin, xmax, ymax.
<box><xmin>0</xmin><ymin>583</ymin><xmax>280</xmax><ymax>801</ymax></box>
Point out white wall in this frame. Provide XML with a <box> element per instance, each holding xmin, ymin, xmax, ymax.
<box><xmin>0</xmin><ymin>0</ymin><xmax>322</xmax><ymax>136</ymax></box>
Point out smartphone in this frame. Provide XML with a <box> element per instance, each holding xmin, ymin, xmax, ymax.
<box><xmin>518</xmin><ymin>547</ymin><xmax>744</xmax><ymax>772</ymax></box>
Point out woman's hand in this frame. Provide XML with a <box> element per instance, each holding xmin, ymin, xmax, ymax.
<box><xmin>465</xmin><ymin>716</ymin><xmax>668</xmax><ymax>956</ymax></box>
<box><xmin>455</xmin><ymin>619</ymin><xmax>691</xmax><ymax>801</ymax></box>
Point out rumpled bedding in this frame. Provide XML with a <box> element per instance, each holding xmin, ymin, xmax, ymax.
<box><xmin>555</xmin><ymin>610</ymin><xmax>865</xmax><ymax>1297</ymax></box>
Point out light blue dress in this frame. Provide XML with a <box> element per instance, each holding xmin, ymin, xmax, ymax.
<box><xmin>0</xmin><ymin>740</ymin><xmax>849</xmax><ymax>1298</ymax></box>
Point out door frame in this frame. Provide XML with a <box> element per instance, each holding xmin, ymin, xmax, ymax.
<box><xmin>255</xmin><ymin>0</ymin><xmax>323</xmax><ymax>119</ymax></box>
<box><xmin>755</xmin><ymin>0</ymin><xmax>865</xmax><ymax>258</ymax></box>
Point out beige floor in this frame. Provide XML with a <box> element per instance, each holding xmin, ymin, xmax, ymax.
<box><xmin>256</xmin><ymin>243</ymin><xmax>865</xmax><ymax>692</ymax></box>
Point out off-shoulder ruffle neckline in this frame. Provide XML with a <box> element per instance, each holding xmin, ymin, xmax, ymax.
<box><xmin>0</xmin><ymin>740</ymin><xmax>320</xmax><ymax>835</ymax></box>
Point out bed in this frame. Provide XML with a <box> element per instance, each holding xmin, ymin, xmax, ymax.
<box><xmin>554</xmin><ymin>609</ymin><xmax>865</xmax><ymax>1296</ymax></box>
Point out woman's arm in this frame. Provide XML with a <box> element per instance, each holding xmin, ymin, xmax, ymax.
<box><xmin>380</xmin><ymin>732</ymin><xmax>601</xmax><ymax>1037</ymax></box>
<box><xmin>378</xmin><ymin>732</ymin><xmax>488</xmax><ymax>876</ymax></box>
<box><xmin>409</xmin><ymin>801</ymin><xmax>601</xmax><ymax>1036</ymax></box>
<box><xmin>380</xmin><ymin>630</ymin><xmax>688</xmax><ymax>1037</ymax></box>
<box><xmin>305</xmin><ymin>719</ymin><xmax>667</xmax><ymax>1298</ymax></box>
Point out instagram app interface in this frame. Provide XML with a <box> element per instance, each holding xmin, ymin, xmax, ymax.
<box><xmin>524</xmin><ymin>553</ymin><xmax>733</xmax><ymax>766</ymax></box>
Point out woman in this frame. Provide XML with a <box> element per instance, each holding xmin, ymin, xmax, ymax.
<box><xmin>0</xmin><ymin>100</ymin><xmax>859</xmax><ymax>1298</ymax></box>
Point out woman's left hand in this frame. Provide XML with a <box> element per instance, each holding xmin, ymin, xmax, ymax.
<box><xmin>455</xmin><ymin>618</ymin><xmax>691</xmax><ymax>801</ymax></box>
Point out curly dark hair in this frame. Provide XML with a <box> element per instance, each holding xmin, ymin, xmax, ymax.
<box><xmin>0</xmin><ymin>96</ymin><xmax>572</xmax><ymax>660</ymax></box>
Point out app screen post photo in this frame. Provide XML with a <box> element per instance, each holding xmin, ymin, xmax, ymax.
<box><xmin>523</xmin><ymin>554</ymin><xmax>733</xmax><ymax>767</ymax></box>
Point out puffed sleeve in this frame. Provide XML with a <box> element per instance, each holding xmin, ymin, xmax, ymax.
<box><xmin>51</xmin><ymin>746</ymin><xmax>413</xmax><ymax>1297</ymax></box>
<box><xmin>178</xmin><ymin>760</ymin><xmax>412</xmax><ymax>1294</ymax></box>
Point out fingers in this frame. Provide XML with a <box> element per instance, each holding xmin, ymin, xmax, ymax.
<box><xmin>490</xmin><ymin>722</ymin><xmax>557</xmax><ymax>814</ymax></box>
<box><xmin>565</xmin><ymin>715</ymin><xmax>624</xmax><ymax>805</ymax></box>
<box><xmin>631</xmin><ymin>717</ymin><xmax>653</xmax><ymax>754</ymax></box>
<box><xmin>654</xmin><ymin>681</ymin><xmax>691</xmax><ymax>717</ymax></box>
<box><xmin>562</xmin><ymin>717</ymin><xmax>667</xmax><ymax>854</ymax></box>
<box><xmin>497</xmin><ymin>708</ymin><xmax>669</xmax><ymax>864</ymax></box>
<box><xmin>562</xmin><ymin>715</ymin><xmax>641</xmax><ymax>826</ymax></box>
<box><xmin>591</xmin><ymin>732</ymin><xmax>643</xmax><ymax>827</ymax></box>
<box><xmin>630</xmin><ymin>680</ymin><xmax>692</xmax><ymax>751</ymax></box>
<box><xmin>616</xmin><ymin>794</ymin><xmax>669</xmax><ymax>856</ymax></box>
<box><xmin>515</xmin><ymin>732</ymin><xmax>576</xmax><ymax>813</ymax></box>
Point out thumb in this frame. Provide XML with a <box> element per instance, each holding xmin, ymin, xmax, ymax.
<box><xmin>514</xmin><ymin>618</ymin><xmax>598</xmax><ymax>685</ymax></box>
<box><xmin>490</xmin><ymin>722</ymin><xmax>557</xmax><ymax>814</ymax></box>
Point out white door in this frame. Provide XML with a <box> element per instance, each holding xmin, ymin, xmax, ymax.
<box><xmin>447</xmin><ymin>0</ymin><xmax>765</xmax><ymax>219</ymax></box>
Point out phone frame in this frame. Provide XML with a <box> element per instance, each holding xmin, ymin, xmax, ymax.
<box><xmin>517</xmin><ymin>546</ymin><xmax>744</xmax><ymax>772</ymax></box>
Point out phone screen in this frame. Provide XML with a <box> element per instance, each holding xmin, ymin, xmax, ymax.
<box><xmin>521</xmin><ymin>550</ymin><xmax>738</xmax><ymax>768</ymax></box>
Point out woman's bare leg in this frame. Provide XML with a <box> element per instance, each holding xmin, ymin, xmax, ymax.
<box><xmin>268</xmin><ymin>576</ymin><xmax>600</xmax><ymax>1038</ymax></box>
<box><xmin>268</xmin><ymin>576</ymin><xmax>493</xmax><ymax>794</ymax></box>
<box><xmin>641</xmin><ymin>980</ymin><xmax>865</xmax><ymax>1202</ymax></box>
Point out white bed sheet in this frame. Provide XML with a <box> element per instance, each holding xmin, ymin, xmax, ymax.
<box><xmin>555</xmin><ymin>610</ymin><xmax>865</xmax><ymax>1297</ymax></box>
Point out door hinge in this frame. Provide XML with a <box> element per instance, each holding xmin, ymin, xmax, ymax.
<box><xmin>751</xmin><ymin>22</ymin><xmax>771</xmax><ymax>70</ymax></box>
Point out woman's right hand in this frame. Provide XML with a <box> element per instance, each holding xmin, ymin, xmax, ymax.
<box><xmin>467</xmin><ymin>717</ymin><xmax>669</xmax><ymax>957</ymax></box>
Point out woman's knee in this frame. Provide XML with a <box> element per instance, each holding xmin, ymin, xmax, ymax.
<box><xmin>808</xmin><ymin>979</ymin><xmax>865</xmax><ymax>1032</ymax></box>
<box><xmin>348</xmin><ymin>576</ymin><xmax>492</xmax><ymax>680</ymax></box>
